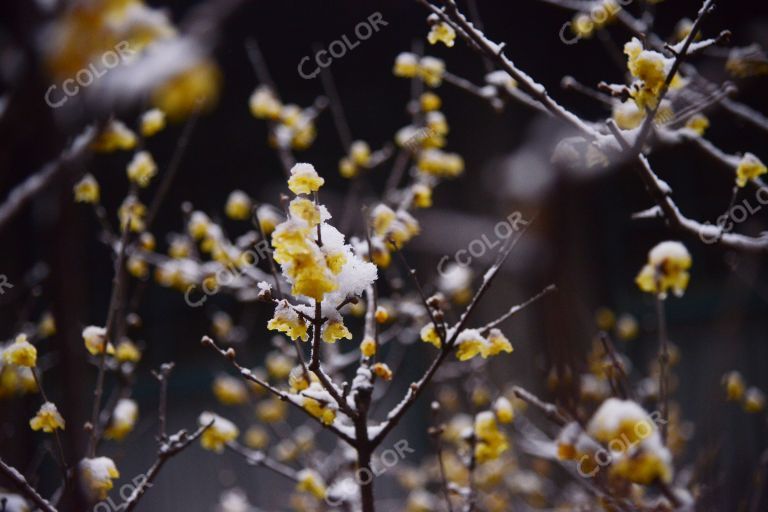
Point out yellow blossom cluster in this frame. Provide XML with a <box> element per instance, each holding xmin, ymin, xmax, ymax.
<box><xmin>339</xmin><ymin>140</ymin><xmax>372</xmax><ymax>178</ymax></box>
<box><xmin>394</xmin><ymin>53</ymin><xmax>445</xmax><ymax>87</ymax></box>
<box><xmin>571</xmin><ymin>0</ymin><xmax>621</xmax><ymax>39</ymax></box>
<box><xmin>624</xmin><ymin>37</ymin><xmax>676</xmax><ymax>111</ymax></box>
<box><xmin>453</xmin><ymin>329</ymin><xmax>513</xmax><ymax>362</ymax></box>
<box><xmin>250</xmin><ymin>87</ymin><xmax>318</xmax><ymax>150</ymax></box>
<box><xmin>46</xmin><ymin>1</ymin><xmax>218</xmax><ymax>120</ymax></box>
<box><xmin>723</xmin><ymin>371</ymin><xmax>766</xmax><ymax>413</ymax></box>
<box><xmin>474</xmin><ymin>411</ymin><xmax>509</xmax><ymax>463</ymax></box>
<box><xmin>366</xmin><ymin>204</ymin><xmax>420</xmax><ymax>268</ymax></box>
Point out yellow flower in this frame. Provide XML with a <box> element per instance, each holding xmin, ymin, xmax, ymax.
<box><xmin>225</xmin><ymin>190</ymin><xmax>252</xmax><ymax>220</ymax></box>
<box><xmin>115</xmin><ymin>340</ymin><xmax>141</xmax><ymax>363</ymax></box>
<box><xmin>321</xmin><ymin>320</ymin><xmax>352</xmax><ymax>343</ymax></box>
<box><xmin>325</xmin><ymin>250</ymin><xmax>347</xmax><ymax>274</ymax></box>
<box><xmin>91</xmin><ymin>121</ymin><xmax>137</xmax><ymax>152</ymax></box>
<box><xmin>455</xmin><ymin>329</ymin><xmax>486</xmax><ymax>361</ymax></box>
<box><xmin>249</xmin><ymin>86</ymin><xmax>282</xmax><ymax>119</ymax></box>
<box><xmin>483</xmin><ymin>329</ymin><xmax>513</xmax><ymax>357</ymax></box>
<box><xmin>80</xmin><ymin>457</ymin><xmax>120</xmax><ymax>501</ymax></box>
<box><xmin>118</xmin><ymin>196</ymin><xmax>146</xmax><ymax>232</ymax></box>
<box><xmin>266</xmin><ymin>352</ymin><xmax>292</xmax><ymax>380</ymax></box>
<box><xmin>474</xmin><ymin>411</ymin><xmax>509</xmax><ymax>463</ymax></box>
<box><xmin>213</xmin><ymin>374</ymin><xmax>248</xmax><ymax>405</ymax></box>
<box><xmin>374</xmin><ymin>306</ymin><xmax>389</xmax><ymax>324</ymax></box>
<box><xmin>635</xmin><ymin>241</ymin><xmax>692</xmax><ymax>298</ymax></box>
<box><xmin>30</xmin><ymin>402</ymin><xmax>65</xmax><ymax>433</ymax></box>
<box><xmin>417</xmin><ymin>149</ymin><xmax>464</xmax><ymax>177</ymax></box>
<box><xmin>339</xmin><ymin>157</ymin><xmax>357</xmax><ymax>178</ymax></box>
<box><xmin>612</xmin><ymin>100</ymin><xmax>644</xmax><ymax>130</ymax></box>
<box><xmin>427</xmin><ymin>22</ymin><xmax>456</xmax><ymax>47</ymax></box>
<box><xmin>412</xmin><ymin>184</ymin><xmax>432</xmax><ymax>208</ymax></box>
<box><xmin>256</xmin><ymin>205</ymin><xmax>281</xmax><ymax>235</ymax></box>
<box><xmin>372</xmin><ymin>362</ymin><xmax>393</xmax><ymax>381</ymax></box>
<box><xmin>289</xmin><ymin>197</ymin><xmax>321</xmax><ymax>227</ymax></box>
<box><xmin>3</xmin><ymin>334</ymin><xmax>37</xmax><ymax>368</ymax></box>
<box><xmin>127</xmin><ymin>255</ymin><xmax>148</xmax><ymax>279</ymax></box>
<box><xmin>199</xmin><ymin>411</ymin><xmax>239</xmax><ymax>452</ymax></box>
<box><xmin>104</xmin><ymin>399</ymin><xmax>138</xmax><ymax>441</ymax></box>
<box><xmin>744</xmin><ymin>387</ymin><xmax>766</xmax><ymax>413</ymax></box>
<box><xmin>360</xmin><ymin>337</ymin><xmax>376</xmax><ymax>357</ymax></box>
<box><xmin>736</xmin><ymin>152</ymin><xmax>767</xmax><ymax>187</ymax></box>
<box><xmin>256</xmin><ymin>397</ymin><xmax>288</xmax><ymax>423</ymax></box>
<box><xmin>38</xmin><ymin>312</ymin><xmax>56</xmax><ymax>338</ymax></box>
<box><xmin>151</xmin><ymin>60</ymin><xmax>220</xmax><ymax>121</ymax></box>
<box><xmin>420</xmin><ymin>92</ymin><xmax>441</xmax><ymax>112</ymax></box>
<box><xmin>287</xmin><ymin>163</ymin><xmax>325</xmax><ymax>195</ymax></box>
<box><xmin>572</xmin><ymin>13</ymin><xmax>595</xmax><ymax>39</ymax></box>
<box><xmin>420</xmin><ymin>323</ymin><xmax>442</xmax><ymax>349</ymax></box>
<box><xmin>615</xmin><ymin>313</ymin><xmax>638</xmax><ymax>341</ymax></box>
<box><xmin>493</xmin><ymin>397</ymin><xmax>514</xmax><ymax>424</ymax></box>
<box><xmin>296</xmin><ymin>469</ymin><xmax>326</xmax><ymax>500</ymax></box>
<box><xmin>587</xmin><ymin>398</ymin><xmax>673</xmax><ymax>484</ymax></box>
<box><xmin>301</xmin><ymin>386</ymin><xmax>337</xmax><ymax>425</ymax></box>
<box><xmin>394</xmin><ymin>52</ymin><xmax>419</xmax><ymax>78</ymax></box>
<box><xmin>371</xmin><ymin>204</ymin><xmax>397</xmax><ymax>236</ymax></box>
<box><xmin>82</xmin><ymin>326</ymin><xmax>115</xmax><ymax>356</ymax></box>
<box><xmin>267</xmin><ymin>301</ymin><xmax>309</xmax><ymax>341</ymax></box>
<box><xmin>350</xmin><ymin>140</ymin><xmax>371</xmax><ymax>167</ymax></box>
<box><xmin>140</xmin><ymin>109</ymin><xmax>166</xmax><ymax>137</ymax></box>
<box><xmin>685</xmin><ymin>114</ymin><xmax>709</xmax><ymax>135</ymax></box>
<box><xmin>289</xmin><ymin>367</ymin><xmax>316</xmax><ymax>392</ymax></box>
<box><xmin>723</xmin><ymin>371</ymin><xmax>745</xmax><ymax>401</ymax></box>
<box><xmin>624</xmin><ymin>37</ymin><xmax>672</xmax><ymax>108</ymax></box>
<box><xmin>245</xmin><ymin>425</ymin><xmax>269</xmax><ymax>449</ymax></box>
<box><xmin>74</xmin><ymin>174</ymin><xmax>100</xmax><ymax>204</ymax></box>
<box><xmin>418</xmin><ymin>56</ymin><xmax>445</xmax><ymax>87</ymax></box>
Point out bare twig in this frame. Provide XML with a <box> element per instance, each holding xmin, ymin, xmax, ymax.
<box><xmin>0</xmin><ymin>458</ymin><xmax>58</xmax><ymax>512</ymax></box>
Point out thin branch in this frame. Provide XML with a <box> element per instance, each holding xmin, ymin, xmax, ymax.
<box><xmin>0</xmin><ymin>458</ymin><xmax>57</xmax><ymax>512</ymax></box>
<box><xmin>202</xmin><ymin>336</ymin><xmax>357</xmax><ymax>446</ymax></box>
<box><xmin>511</xmin><ymin>385</ymin><xmax>568</xmax><ymax>426</ymax></box>
<box><xmin>122</xmin><ymin>422</ymin><xmax>213</xmax><ymax>512</ymax></box>
<box><xmin>0</xmin><ymin>126</ymin><xmax>97</xmax><ymax>233</ymax></box>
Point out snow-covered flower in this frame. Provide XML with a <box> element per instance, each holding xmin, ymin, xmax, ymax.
<box><xmin>249</xmin><ymin>86</ymin><xmax>282</xmax><ymax>120</ymax></box>
<box><xmin>427</xmin><ymin>22</ymin><xmax>456</xmax><ymax>47</ymax></box>
<box><xmin>635</xmin><ymin>241</ymin><xmax>692</xmax><ymax>298</ymax></box>
<box><xmin>199</xmin><ymin>411</ymin><xmax>239</xmax><ymax>452</ymax></box>
<box><xmin>82</xmin><ymin>326</ymin><xmax>114</xmax><ymax>356</ymax></box>
<box><xmin>79</xmin><ymin>457</ymin><xmax>120</xmax><ymax>501</ymax></box>
<box><xmin>735</xmin><ymin>152</ymin><xmax>767</xmax><ymax>188</ymax></box>
<box><xmin>104</xmin><ymin>398</ymin><xmax>138</xmax><ymax>440</ymax></box>
<box><xmin>140</xmin><ymin>108</ymin><xmax>166</xmax><ymax>137</ymax></box>
<box><xmin>287</xmin><ymin>163</ymin><xmax>325</xmax><ymax>195</ymax></box>
<box><xmin>474</xmin><ymin>411</ymin><xmax>509</xmax><ymax>463</ymax></box>
<box><xmin>2</xmin><ymin>334</ymin><xmax>37</xmax><ymax>368</ymax></box>
<box><xmin>393</xmin><ymin>52</ymin><xmax>419</xmax><ymax>78</ymax></box>
<box><xmin>30</xmin><ymin>401</ymin><xmax>65</xmax><ymax>433</ymax></box>
<box><xmin>296</xmin><ymin>468</ymin><xmax>326</xmax><ymax>500</ymax></box>
<box><xmin>225</xmin><ymin>190</ymin><xmax>252</xmax><ymax>220</ymax></box>
<box><xmin>212</xmin><ymin>374</ymin><xmax>248</xmax><ymax>405</ymax></box>
<box><xmin>74</xmin><ymin>174</ymin><xmax>100</xmax><ymax>204</ymax></box>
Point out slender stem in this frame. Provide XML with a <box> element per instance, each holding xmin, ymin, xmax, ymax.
<box><xmin>0</xmin><ymin>458</ymin><xmax>57</xmax><ymax>512</ymax></box>
<box><xmin>31</xmin><ymin>370</ymin><xmax>68</xmax><ymax>476</ymax></box>
<box><xmin>655</xmin><ymin>293</ymin><xmax>669</xmax><ymax>444</ymax></box>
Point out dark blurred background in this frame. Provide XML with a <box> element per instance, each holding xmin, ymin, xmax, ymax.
<box><xmin>1</xmin><ymin>0</ymin><xmax>767</xmax><ymax>510</ymax></box>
